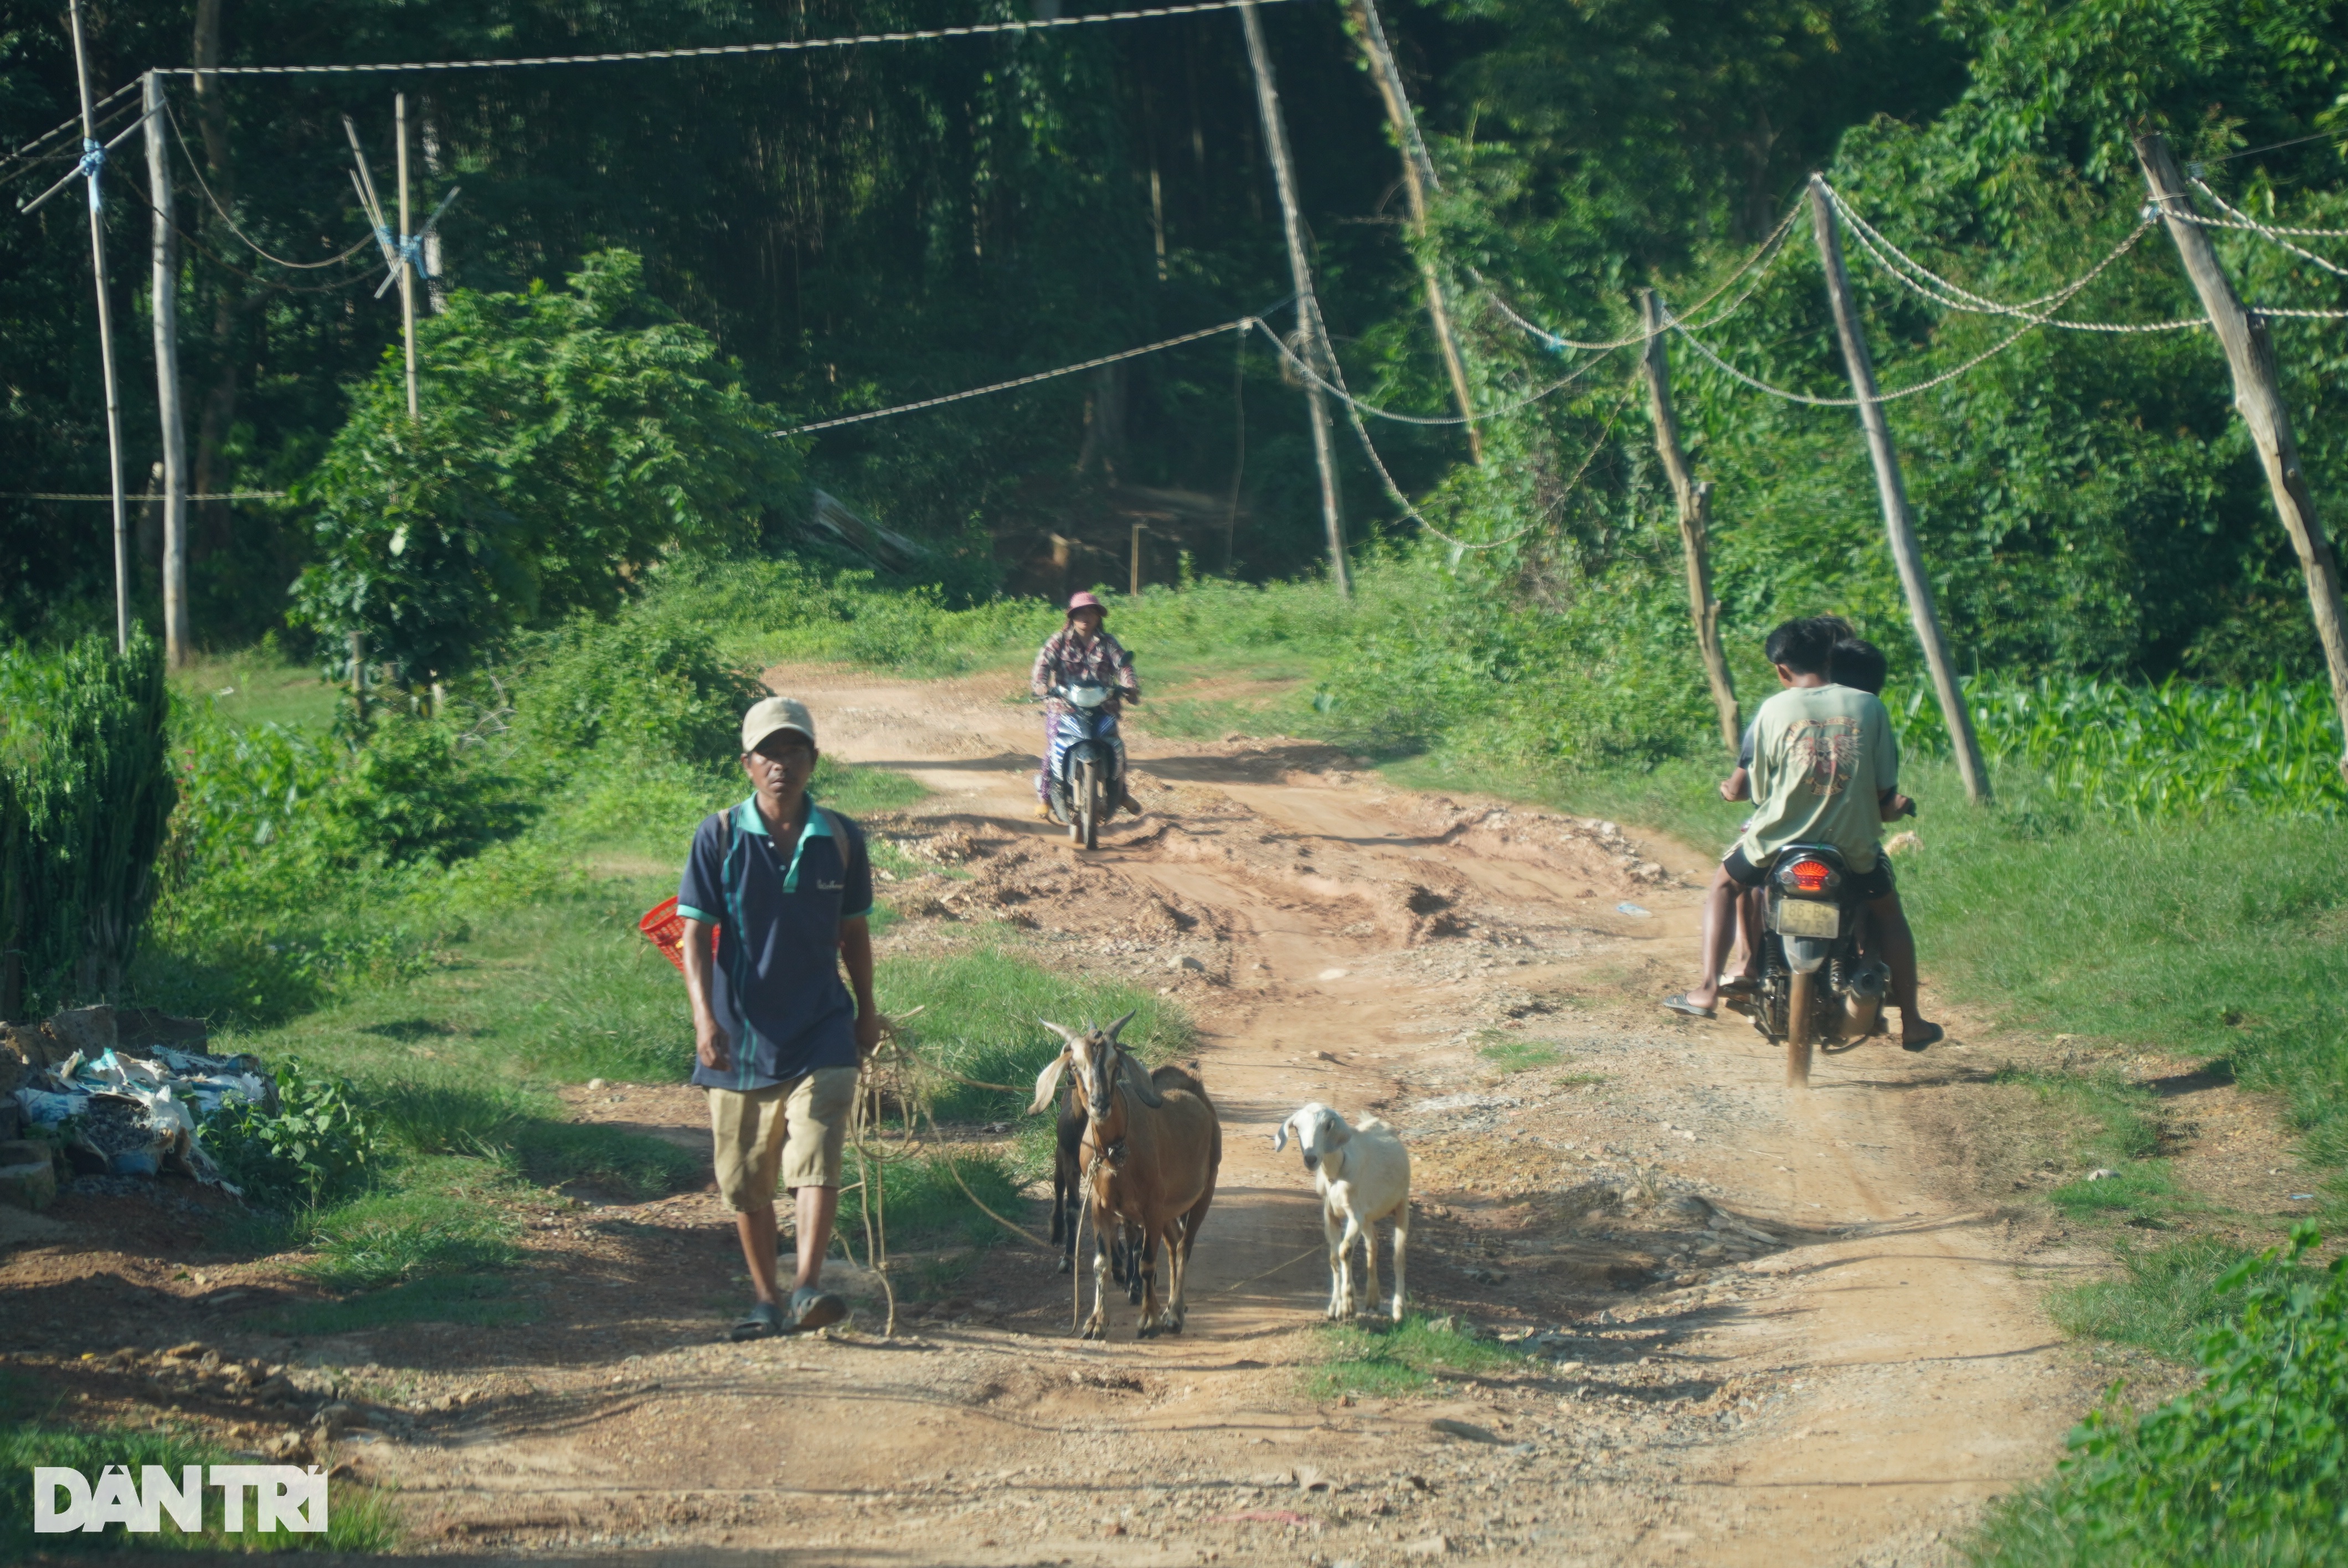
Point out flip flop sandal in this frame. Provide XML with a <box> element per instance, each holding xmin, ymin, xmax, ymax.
<box><xmin>788</xmin><ymin>1286</ymin><xmax>848</xmax><ymax>1334</ymax></box>
<box><xmin>1901</xmin><ymin>1023</ymin><xmax>1947</xmax><ymax>1053</ymax></box>
<box><xmin>1661</xmin><ymin>994</ymin><xmax>1717</xmax><ymax>1020</ymax></box>
<box><xmin>730</xmin><ymin>1301</ymin><xmax>784</xmax><ymax>1342</ymax></box>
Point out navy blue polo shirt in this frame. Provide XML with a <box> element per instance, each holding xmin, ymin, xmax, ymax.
<box><xmin>676</xmin><ymin>796</ymin><xmax>874</xmax><ymax>1092</ymax></box>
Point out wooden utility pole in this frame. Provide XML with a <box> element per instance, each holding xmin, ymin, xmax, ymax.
<box><xmin>1238</xmin><ymin>0</ymin><xmax>1350</xmax><ymax>598</ymax></box>
<box><xmin>1806</xmin><ymin>174</ymin><xmax>1991</xmax><ymax>803</ymax></box>
<box><xmin>1639</xmin><ymin>290</ymin><xmax>1739</xmax><ymax>752</ymax></box>
<box><xmin>1130</xmin><ymin>522</ymin><xmax>1147</xmax><ymax>597</ymax></box>
<box><xmin>397</xmin><ymin>92</ymin><xmax>419</xmax><ymax>424</ymax></box>
<box><xmin>66</xmin><ymin>0</ymin><xmax>130</xmax><ymax>653</ymax></box>
<box><xmin>1344</xmin><ymin>0</ymin><xmax>1480</xmax><ymax>463</ymax></box>
<box><xmin>143</xmin><ymin>73</ymin><xmax>190</xmax><ymax>669</ymax></box>
<box><xmin>2137</xmin><ymin>133</ymin><xmax>2348</xmax><ymax>781</ymax></box>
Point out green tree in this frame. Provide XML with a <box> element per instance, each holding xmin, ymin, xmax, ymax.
<box><xmin>292</xmin><ymin>250</ymin><xmax>798</xmax><ymax>680</ymax></box>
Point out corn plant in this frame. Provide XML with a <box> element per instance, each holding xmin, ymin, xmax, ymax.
<box><xmin>1893</xmin><ymin>675</ymin><xmax>2346</xmax><ymax>819</ymax></box>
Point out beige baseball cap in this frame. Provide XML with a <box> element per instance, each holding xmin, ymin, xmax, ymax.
<box><xmin>740</xmin><ymin>695</ymin><xmax>817</xmax><ymax>754</ymax></box>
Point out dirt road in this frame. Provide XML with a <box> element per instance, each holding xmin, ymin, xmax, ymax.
<box><xmin>210</xmin><ymin>667</ymin><xmax>2108</xmax><ymax>1560</ymax></box>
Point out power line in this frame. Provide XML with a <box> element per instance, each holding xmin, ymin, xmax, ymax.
<box><xmin>151</xmin><ymin>0</ymin><xmax>1301</xmax><ymax>79</ymax></box>
<box><xmin>1478</xmin><ymin>198</ymin><xmax>1808</xmax><ymax>355</ymax></box>
<box><xmin>1824</xmin><ymin>183</ymin><xmax>2205</xmax><ymax>333</ymax></box>
<box><xmin>0</xmin><ymin>78</ymin><xmax>141</xmax><ymax>185</ymax></box>
<box><xmin>771</xmin><ymin>319</ymin><xmax>1252</xmax><ymax>437</ymax></box>
<box><xmin>3</xmin><ymin>491</ymin><xmax>285</xmax><ymax>501</ymax></box>
<box><xmin>1665</xmin><ymin>311</ymin><xmax>2042</xmax><ymax>408</ymax></box>
<box><xmin>1249</xmin><ymin>316</ymin><xmax>1626</xmax><ymax>424</ymax></box>
<box><xmin>1345</xmin><ymin>366</ymin><xmax>1642</xmax><ymax>552</ymax></box>
<box><xmin>2189</xmin><ymin>177</ymin><xmax>2348</xmax><ymax>282</ymax></box>
<box><xmin>160</xmin><ymin>95</ymin><xmax>377</xmax><ymax>269</ymax></box>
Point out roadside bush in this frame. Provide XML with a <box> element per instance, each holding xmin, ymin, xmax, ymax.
<box><xmin>1969</xmin><ymin>1223</ymin><xmax>2348</xmax><ymax>1566</ymax></box>
<box><xmin>516</xmin><ymin>612</ymin><xmax>766</xmax><ymax>770</ymax></box>
<box><xmin>0</xmin><ymin>628</ymin><xmax>174</xmax><ymax>1012</ymax></box>
<box><xmin>199</xmin><ymin>1059</ymin><xmax>387</xmax><ymax>1207</ymax></box>
<box><xmin>1311</xmin><ymin>561</ymin><xmax>1713</xmax><ymax>768</ymax></box>
<box><xmin>325</xmin><ymin>717</ymin><xmax>533</xmax><ymax>865</ymax></box>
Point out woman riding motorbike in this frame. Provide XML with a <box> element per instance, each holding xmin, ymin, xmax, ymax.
<box><xmin>1031</xmin><ymin>592</ymin><xmax>1142</xmax><ymax>821</ymax></box>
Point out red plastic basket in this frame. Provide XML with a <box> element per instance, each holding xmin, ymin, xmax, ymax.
<box><xmin>639</xmin><ymin>896</ymin><xmax>719</xmax><ymax>974</ymax></box>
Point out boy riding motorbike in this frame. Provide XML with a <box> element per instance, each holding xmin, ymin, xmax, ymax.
<box><xmin>1031</xmin><ymin>592</ymin><xmax>1142</xmax><ymax>821</ymax></box>
<box><xmin>1665</xmin><ymin>616</ymin><xmax>1942</xmax><ymax>1050</ymax></box>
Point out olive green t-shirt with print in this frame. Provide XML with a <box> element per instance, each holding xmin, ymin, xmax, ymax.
<box><xmin>1736</xmin><ymin>684</ymin><xmax>1898</xmax><ymax>874</ymax></box>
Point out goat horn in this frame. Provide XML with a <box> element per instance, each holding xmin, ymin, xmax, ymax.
<box><xmin>1103</xmin><ymin>1009</ymin><xmax>1139</xmax><ymax>1045</ymax></box>
<box><xmin>1038</xmin><ymin>1019</ymin><xmax>1080</xmax><ymax>1045</ymax></box>
<box><xmin>1116</xmin><ymin>1050</ymin><xmax>1165</xmax><ymax>1109</ymax></box>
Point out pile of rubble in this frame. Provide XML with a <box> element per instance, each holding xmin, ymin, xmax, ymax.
<box><xmin>1</xmin><ymin>1004</ymin><xmax>275</xmax><ymax>1210</ymax></box>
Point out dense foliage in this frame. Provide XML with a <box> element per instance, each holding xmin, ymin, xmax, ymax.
<box><xmin>6</xmin><ymin>0</ymin><xmax>2342</xmax><ymax>703</ymax></box>
<box><xmin>294</xmin><ymin>250</ymin><xmax>798</xmax><ymax>680</ymax></box>
<box><xmin>1971</xmin><ymin>1223</ymin><xmax>2348</xmax><ymax>1566</ymax></box>
<box><xmin>0</xmin><ymin>631</ymin><xmax>175</xmax><ymax>1012</ymax></box>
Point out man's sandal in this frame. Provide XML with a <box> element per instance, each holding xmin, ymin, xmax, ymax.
<box><xmin>730</xmin><ymin>1300</ymin><xmax>784</xmax><ymax>1342</ymax></box>
<box><xmin>1901</xmin><ymin>1023</ymin><xmax>1946</xmax><ymax>1053</ymax></box>
<box><xmin>1661</xmin><ymin>994</ymin><xmax>1717</xmax><ymax>1020</ymax></box>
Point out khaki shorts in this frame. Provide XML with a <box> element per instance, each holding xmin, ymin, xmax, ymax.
<box><xmin>709</xmin><ymin>1066</ymin><xmax>861</xmax><ymax>1210</ymax></box>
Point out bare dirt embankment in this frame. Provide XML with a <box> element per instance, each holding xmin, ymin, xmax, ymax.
<box><xmin>11</xmin><ymin>664</ymin><xmax>2165</xmax><ymax>1565</ymax></box>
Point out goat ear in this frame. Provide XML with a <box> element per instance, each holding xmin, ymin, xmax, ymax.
<box><xmin>1038</xmin><ymin>1019</ymin><xmax>1079</xmax><ymax>1045</ymax></box>
<box><xmin>1273</xmin><ymin>1116</ymin><xmax>1293</xmax><ymax>1154</ymax></box>
<box><xmin>1028</xmin><ymin>1048</ymin><xmax>1072</xmax><ymax>1116</ymax></box>
<box><xmin>1103</xmin><ymin>1009</ymin><xmax>1139</xmax><ymax>1045</ymax></box>
<box><xmin>1322</xmin><ymin>1115</ymin><xmax>1352</xmax><ymax>1146</ymax></box>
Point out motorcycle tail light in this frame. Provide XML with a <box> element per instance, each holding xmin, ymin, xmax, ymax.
<box><xmin>1784</xmin><ymin>858</ymin><xmax>1835</xmax><ymax>894</ymax></box>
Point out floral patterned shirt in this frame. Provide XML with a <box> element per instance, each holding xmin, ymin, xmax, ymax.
<box><xmin>1031</xmin><ymin>627</ymin><xmax>1138</xmax><ymax>718</ymax></box>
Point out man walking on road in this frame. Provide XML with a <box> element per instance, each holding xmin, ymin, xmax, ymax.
<box><xmin>679</xmin><ymin>697</ymin><xmax>884</xmax><ymax>1339</ymax></box>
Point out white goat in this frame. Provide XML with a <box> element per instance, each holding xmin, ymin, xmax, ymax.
<box><xmin>1274</xmin><ymin>1102</ymin><xmax>1410</xmax><ymax>1322</ymax></box>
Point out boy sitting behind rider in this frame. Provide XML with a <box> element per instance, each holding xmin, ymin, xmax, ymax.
<box><xmin>1031</xmin><ymin>591</ymin><xmax>1142</xmax><ymax>820</ymax></box>
<box><xmin>1668</xmin><ymin>616</ymin><xmax>1942</xmax><ymax>1050</ymax></box>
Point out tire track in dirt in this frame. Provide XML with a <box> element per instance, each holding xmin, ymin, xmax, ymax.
<box><xmin>357</xmin><ymin>664</ymin><xmax>2100</xmax><ymax>1564</ymax></box>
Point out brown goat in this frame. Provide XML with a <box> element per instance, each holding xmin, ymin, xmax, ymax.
<box><xmin>1029</xmin><ymin>1013</ymin><xmax>1220</xmax><ymax>1339</ymax></box>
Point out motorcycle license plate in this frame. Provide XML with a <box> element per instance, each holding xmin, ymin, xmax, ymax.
<box><xmin>1776</xmin><ymin>898</ymin><xmax>1841</xmax><ymax>938</ymax></box>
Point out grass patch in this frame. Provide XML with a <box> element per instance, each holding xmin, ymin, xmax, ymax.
<box><xmin>2050</xmin><ymin>1237</ymin><xmax>2259</xmax><ymax>1361</ymax></box>
<box><xmin>881</xmin><ymin>946</ymin><xmax>1193</xmax><ymax>1122</ymax></box>
<box><xmin>296</xmin><ymin>1156</ymin><xmax>524</xmax><ymax>1290</ymax></box>
<box><xmin>1305</xmin><ymin>1314</ymin><xmax>1525</xmax><ymax>1401</ymax></box>
<box><xmin>1477</xmin><ymin>1033</ymin><xmax>1564</xmax><ymax>1074</ymax></box>
<box><xmin>845</xmin><ymin>1144</ymin><xmax>1024</xmax><ymax>1250</ymax></box>
<box><xmin>170</xmin><ymin>647</ymin><xmax>343</xmax><ymax>734</ymax></box>
<box><xmin>1965</xmin><ymin>1225</ymin><xmax>2348</xmax><ymax>1567</ymax></box>
<box><xmin>0</xmin><ymin>1372</ymin><xmax>400</xmax><ymax>1553</ymax></box>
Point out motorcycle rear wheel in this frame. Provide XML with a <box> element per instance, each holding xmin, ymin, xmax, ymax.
<box><xmin>1786</xmin><ymin>969</ymin><xmax>1816</xmax><ymax>1088</ymax></box>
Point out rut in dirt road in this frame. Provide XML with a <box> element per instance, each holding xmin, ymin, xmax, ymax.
<box><xmin>339</xmin><ymin>666</ymin><xmax>2107</xmax><ymax>1565</ymax></box>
